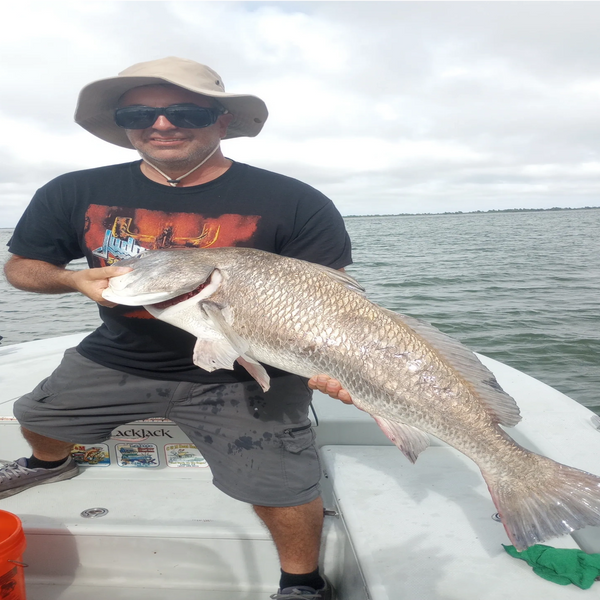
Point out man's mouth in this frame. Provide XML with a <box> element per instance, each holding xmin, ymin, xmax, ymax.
<box><xmin>150</xmin><ymin>137</ymin><xmax>187</xmax><ymax>142</ymax></box>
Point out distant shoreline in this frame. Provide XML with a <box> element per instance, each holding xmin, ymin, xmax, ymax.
<box><xmin>344</xmin><ymin>206</ymin><xmax>600</xmax><ymax>218</ymax></box>
<box><xmin>2</xmin><ymin>206</ymin><xmax>599</xmax><ymax>230</ymax></box>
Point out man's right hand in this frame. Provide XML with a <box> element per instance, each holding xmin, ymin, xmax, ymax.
<box><xmin>4</xmin><ymin>255</ymin><xmax>131</xmax><ymax>307</ymax></box>
<box><xmin>67</xmin><ymin>266</ymin><xmax>133</xmax><ymax>306</ymax></box>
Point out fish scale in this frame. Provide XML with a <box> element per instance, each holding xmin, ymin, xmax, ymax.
<box><xmin>104</xmin><ymin>246</ymin><xmax>600</xmax><ymax>551</ymax></box>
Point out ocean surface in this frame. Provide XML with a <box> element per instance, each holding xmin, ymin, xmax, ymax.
<box><xmin>1</xmin><ymin>209</ymin><xmax>599</xmax><ymax>413</ymax></box>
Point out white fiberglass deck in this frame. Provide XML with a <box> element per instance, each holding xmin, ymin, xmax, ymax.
<box><xmin>1</xmin><ymin>333</ymin><xmax>599</xmax><ymax>599</ymax></box>
<box><xmin>322</xmin><ymin>445</ymin><xmax>595</xmax><ymax>600</ymax></box>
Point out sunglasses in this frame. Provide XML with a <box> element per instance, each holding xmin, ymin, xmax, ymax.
<box><xmin>114</xmin><ymin>103</ymin><xmax>223</xmax><ymax>129</ymax></box>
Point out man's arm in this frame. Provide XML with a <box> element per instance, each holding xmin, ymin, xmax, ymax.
<box><xmin>4</xmin><ymin>255</ymin><xmax>131</xmax><ymax>307</ymax></box>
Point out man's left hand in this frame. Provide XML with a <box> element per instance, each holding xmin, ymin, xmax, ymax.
<box><xmin>308</xmin><ymin>375</ymin><xmax>353</xmax><ymax>405</ymax></box>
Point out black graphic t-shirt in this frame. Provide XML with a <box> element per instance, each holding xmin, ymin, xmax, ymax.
<box><xmin>9</xmin><ymin>161</ymin><xmax>352</xmax><ymax>383</ymax></box>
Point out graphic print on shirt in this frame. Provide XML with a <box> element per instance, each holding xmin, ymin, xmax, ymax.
<box><xmin>84</xmin><ymin>205</ymin><xmax>260</xmax><ymax>264</ymax></box>
<box><xmin>83</xmin><ymin>205</ymin><xmax>260</xmax><ymax>318</ymax></box>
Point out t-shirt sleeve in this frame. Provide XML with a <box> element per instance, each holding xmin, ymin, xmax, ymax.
<box><xmin>8</xmin><ymin>182</ymin><xmax>84</xmax><ymax>265</ymax></box>
<box><xmin>277</xmin><ymin>190</ymin><xmax>352</xmax><ymax>270</ymax></box>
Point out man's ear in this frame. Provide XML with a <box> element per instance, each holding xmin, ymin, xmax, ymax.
<box><xmin>218</xmin><ymin>112</ymin><xmax>235</xmax><ymax>138</ymax></box>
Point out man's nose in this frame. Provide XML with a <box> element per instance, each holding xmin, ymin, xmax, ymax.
<box><xmin>151</xmin><ymin>115</ymin><xmax>177</xmax><ymax>129</ymax></box>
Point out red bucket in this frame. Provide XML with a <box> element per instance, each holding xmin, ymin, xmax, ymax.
<box><xmin>0</xmin><ymin>510</ymin><xmax>27</xmax><ymax>599</ymax></box>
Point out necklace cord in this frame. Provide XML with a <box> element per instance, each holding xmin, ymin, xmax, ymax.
<box><xmin>141</xmin><ymin>144</ymin><xmax>220</xmax><ymax>186</ymax></box>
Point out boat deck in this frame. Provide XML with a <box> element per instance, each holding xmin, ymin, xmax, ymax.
<box><xmin>1</xmin><ymin>334</ymin><xmax>599</xmax><ymax>599</ymax></box>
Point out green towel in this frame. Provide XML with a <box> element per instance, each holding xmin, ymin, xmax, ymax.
<box><xmin>503</xmin><ymin>544</ymin><xmax>600</xmax><ymax>589</ymax></box>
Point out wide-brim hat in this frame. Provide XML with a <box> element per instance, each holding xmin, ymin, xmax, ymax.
<box><xmin>74</xmin><ymin>57</ymin><xmax>268</xmax><ymax>148</ymax></box>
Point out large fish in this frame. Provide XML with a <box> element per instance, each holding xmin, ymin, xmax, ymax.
<box><xmin>103</xmin><ymin>247</ymin><xmax>600</xmax><ymax>550</ymax></box>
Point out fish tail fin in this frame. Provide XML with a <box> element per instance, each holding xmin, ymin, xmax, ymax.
<box><xmin>482</xmin><ymin>453</ymin><xmax>600</xmax><ymax>551</ymax></box>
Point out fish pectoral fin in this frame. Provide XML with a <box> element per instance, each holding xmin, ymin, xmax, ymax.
<box><xmin>237</xmin><ymin>356</ymin><xmax>271</xmax><ymax>393</ymax></box>
<box><xmin>373</xmin><ymin>416</ymin><xmax>430</xmax><ymax>464</ymax></box>
<box><xmin>192</xmin><ymin>336</ymin><xmax>240</xmax><ymax>372</ymax></box>
<box><xmin>202</xmin><ymin>302</ymin><xmax>271</xmax><ymax>393</ymax></box>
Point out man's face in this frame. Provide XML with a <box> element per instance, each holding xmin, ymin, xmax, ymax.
<box><xmin>118</xmin><ymin>85</ymin><xmax>231</xmax><ymax>167</ymax></box>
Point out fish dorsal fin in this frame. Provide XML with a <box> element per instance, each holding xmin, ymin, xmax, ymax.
<box><xmin>383</xmin><ymin>309</ymin><xmax>521</xmax><ymax>427</ymax></box>
<box><xmin>373</xmin><ymin>416</ymin><xmax>430</xmax><ymax>464</ymax></box>
<box><xmin>310</xmin><ymin>264</ymin><xmax>367</xmax><ymax>296</ymax></box>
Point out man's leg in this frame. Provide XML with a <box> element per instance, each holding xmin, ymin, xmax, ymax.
<box><xmin>21</xmin><ymin>428</ymin><xmax>74</xmax><ymax>461</ymax></box>
<box><xmin>1</xmin><ymin>347</ymin><xmax>180</xmax><ymax>499</ymax></box>
<box><xmin>254</xmin><ymin>496</ymin><xmax>324</xmax><ymax>573</ymax></box>
<box><xmin>171</xmin><ymin>376</ymin><xmax>331</xmax><ymax>595</ymax></box>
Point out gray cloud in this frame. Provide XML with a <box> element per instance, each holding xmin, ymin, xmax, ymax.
<box><xmin>1</xmin><ymin>1</ymin><xmax>600</xmax><ymax>226</ymax></box>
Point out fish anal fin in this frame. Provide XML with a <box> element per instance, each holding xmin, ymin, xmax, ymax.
<box><xmin>373</xmin><ymin>416</ymin><xmax>430</xmax><ymax>464</ymax></box>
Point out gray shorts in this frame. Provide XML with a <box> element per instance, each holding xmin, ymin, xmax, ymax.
<box><xmin>14</xmin><ymin>348</ymin><xmax>321</xmax><ymax>507</ymax></box>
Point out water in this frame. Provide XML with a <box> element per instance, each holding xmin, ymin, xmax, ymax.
<box><xmin>343</xmin><ymin>210</ymin><xmax>600</xmax><ymax>413</ymax></box>
<box><xmin>1</xmin><ymin>209</ymin><xmax>599</xmax><ymax>412</ymax></box>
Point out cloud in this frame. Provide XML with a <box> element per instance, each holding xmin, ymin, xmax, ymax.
<box><xmin>2</xmin><ymin>1</ymin><xmax>600</xmax><ymax>226</ymax></box>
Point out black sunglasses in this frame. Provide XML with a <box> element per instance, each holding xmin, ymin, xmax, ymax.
<box><xmin>114</xmin><ymin>103</ymin><xmax>223</xmax><ymax>129</ymax></box>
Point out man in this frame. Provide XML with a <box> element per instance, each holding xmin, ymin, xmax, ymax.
<box><xmin>1</xmin><ymin>57</ymin><xmax>351</xmax><ymax>599</ymax></box>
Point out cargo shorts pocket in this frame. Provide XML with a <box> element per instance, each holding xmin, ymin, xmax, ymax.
<box><xmin>18</xmin><ymin>378</ymin><xmax>55</xmax><ymax>405</ymax></box>
<box><xmin>12</xmin><ymin>378</ymin><xmax>58</xmax><ymax>426</ymax></box>
<box><xmin>16</xmin><ymin>348</ymin><xmax>85</xmax><ymax>411</ymax></box>
<box><xmin>276</xmin><ymin>424</ymin><xmax>322</xmax><ymax>493</ymax></box>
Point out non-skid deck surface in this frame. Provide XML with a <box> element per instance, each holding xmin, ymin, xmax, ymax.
<box><xmin>322</xmin><ymin>445</ymin><xmax>594</xmax><ymax>600</ymax></box>
<box><xmin>0</xmin><ymin>467</ymin><xmax>283</xmax><ymax>596</ymax></box>
<box><xmin>25</xmin><ymin>585</ymin><xmax>270</xmax><ymax>600</ymax></box>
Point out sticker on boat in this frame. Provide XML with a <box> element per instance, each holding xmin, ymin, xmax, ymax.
<box><xmin>116</xmin><ymin>443</ymin><xmax>159</xmax><ymax>467</ymax></box>
<box><xmin>165</xmin><ymin>443</ymin><xmax>208</xmax><ymax>468</ymax></box>
<box><xmin>71</xmin><ymin>444</ymin><xmax>110</xmax><ymax>467</ymax></box>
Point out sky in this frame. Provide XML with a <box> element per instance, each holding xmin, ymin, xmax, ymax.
<box><xmin>2</xmin><ymin>0</ymin><xmax>600</xmax><ymax>226</ymax></box>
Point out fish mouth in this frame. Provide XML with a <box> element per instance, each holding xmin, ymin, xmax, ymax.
<box><xmin>151</xmin><ymin>280</ymin><xmax>211</xmax><ymax>310</ymax></box>
<box><xmin>105</xmin><ymin>266</ymin><xmax>222</xmax><ymax>310</ymax></box>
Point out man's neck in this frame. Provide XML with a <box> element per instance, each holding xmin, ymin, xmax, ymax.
<box><xmin>138</xmin><ymin>153</ymin><xmax>232</xmax><ymax>187</ymax></box>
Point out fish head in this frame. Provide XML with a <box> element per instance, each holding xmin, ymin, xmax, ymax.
<box><xmin>102</xmin><ymin>249</ymin><xmax>220</xmax><ymax>307</ymax></box>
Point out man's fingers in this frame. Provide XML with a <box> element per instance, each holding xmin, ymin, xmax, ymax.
<box><xmin>308</xmin><ymin>374</ymin><xmax>353</xmax><ymax>405</ymax></box>
<box><xmin>97</xmin><ymin>299</ymin><xmax>119</xmax><ymax>308</ymax></box>
<box><xmin>67</xmin><ymin>266</ymin><xmax>132</xmax><ymax>304</ymax></box>
<box><xmin>336</xmin><ymin>389</ymin><xmax>354</xmax><ymax>405</ymax></box>
<box><xmin>89</xmin><ymin>266</ymin><xmax>132</xmax><ymax>280</ymax></box>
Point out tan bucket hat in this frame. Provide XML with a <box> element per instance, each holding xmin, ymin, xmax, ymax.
<box><xmin>74</xmin><ymin>57</ymin><xmax>268</xmax><ymax>148</ymax></box>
